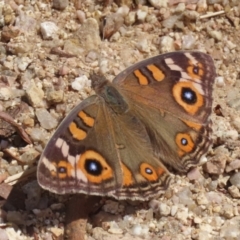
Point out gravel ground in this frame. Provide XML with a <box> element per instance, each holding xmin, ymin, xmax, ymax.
<box><xmin>0</xmin><ymin>0</ymin><xmax>240</xmax><ymax>239</ymax></box>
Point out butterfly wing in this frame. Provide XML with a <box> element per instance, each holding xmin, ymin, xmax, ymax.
<box><xmin>113</xmin><ymin>51</ymin><xmax>216</xmax><ymax>172</ymax></box>
<box><xmin>37</xmin><ymin>95</ymin><xmax>123</xmax><ymax>196</ymax></box>
<box><xmin>37</xmin><ymin>94</ymin><xmax>170</xmax><ymax>200</ymax></box>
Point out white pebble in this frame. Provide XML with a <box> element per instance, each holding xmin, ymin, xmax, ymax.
<box><xmin>148</xmin><ymin>199</ymin><xmax>160</xmax><ymax>211</ymax></box>
<box><xmin>40</xmin><ymin>21</ymin><xmax>59</xmax><ymax>40</ymax></box>
<box><xmin>0</xmin><ymin>88</ymin><xmax>12</xmax><ymax>100</ymax></box>
<box><xmin>208</xmin><ymin>30</ymin><xmax>222</xmax><ymax>41</ymax></box>
<box><xmin>171</xmin><ymin>205</ymin><xmax>178</xmax><ymax>216</ymax></box>
<box><xmin>71</xmin><ymin>75</ymin><xmax>91</xmax><ymax>91</ymax></box>
<box><xmin>224</xmin><ymin>130</ymin><xmax>239</xmax><ymax>141</ymax></box>
<box><xmin>136</xmin><ymin>9</ymin><xmax>147</xmax><ymax>22</ymax></box>
<box><xmin>175</xmin><ymin>3</ymin><xmax>186</xmax><ymax>13</ymax></box>
<box><xmin>160</xmin><ymin>36</ymin><xmax>175</xmax><ymax>52</ymax></box>
<box><xmin>148</xmin><ymin>0</ymin><xmax>168</xmax><ymax>8</ymax></box>
<box><xmin>76</xmin><ymin>10</ymin><xmax>86</xmax><ymax>23</ymax></box>
<box><xmin>18</xmin><ymin>57</ymin><xmax>32</xmax><ymax>71</ymax></box>
<box><xmin>136</xmin><ymin>39</ymin><xmax>150</xmax><ymax>53</ymax></box>
<box><xmin>215</xmin><ymin>76</ymin><xmax>225</xmax><ymax>87</ymax></box>
<box><xmin>131</xmin><ymin>224</ymin><xmax>142</xmax><ymax>236</ymax></box>
<box><xmin>158</xmin><ymin>203</ymin><xmax>171</xmax><ymax>216</ymax></box>
<box><xmin>182</xmin><ymin>34</ymin><xmax>196</xmax><ymax>50</ymax></box>
<box><xmin>176</xmin><ymin>206</ymin><xmax>189</xmax><ymax>224</ymax></box>
<box><xmin>117</xmin><ymin>5</ymin><xmax>130</xmax><ymax>17</ymax></box>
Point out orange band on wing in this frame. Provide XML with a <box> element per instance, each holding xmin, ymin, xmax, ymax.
<box><xmin>147</xmin><ymin>64</ymin><xmax>165</xmax><ymax>81</ymax></box>
<box><xmin>69</xmin><ymin>122</ymin><xmax>87</xmax><ymax>140</ymax></box>
<box><xmin>121</xmin><ymin>162</ymin><xmax>133</xmax><ymax>186</ymax></box>
<box><xmin>78</xmin><ymin>111</ymin><xmax>95</xmax><ymax>127</ymax></box>
<box><xmin>134</xmin><ymin>69</ymin><xmax>148</xmax><ymax>85</ymax></box>
<box><xmin>182</xmin><ymin>119</ymin><xmax>202</xmax><ymax>131</ymax></box>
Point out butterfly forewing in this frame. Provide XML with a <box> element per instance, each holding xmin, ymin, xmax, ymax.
<box><xmin>113</xmin><ymin>51</ymin><xmax>215</xmax><ymax>172</ymax></box>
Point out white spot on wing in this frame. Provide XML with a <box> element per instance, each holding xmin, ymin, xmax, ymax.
<box><xmin>56</xmin><ymin>138</ymin><xmax>64</xmax><ymax>148</ymax></box>
<box><xmin>165</xmin><ymin>58</ymin><xmax>174</xmax><ymax>65</ymax></box>
<box><xmin>184</xmin><ymin>53</ymin><xmax>198</xmax><ymax>65</ymax></box>
<box><xmin>76</xmin><ymin>169</ymin><xmax>88</xmax><ymax>182</ymax></box>
<box><xmin>68</xmin><ymin>155</ymin><xmax>76</xmax><ymax>167</ymax></box>
<box><xmin>42</xmin><ymin>157</ymin><xmax>56</xmax><ymax>172</ymax></box>
<box><xmin>75</xmin><ymin>154</ymin><xmax>81</xmax><ymax>164</ymax></box>
<box><xmin>165</xmin><ymin>58</ymin><xmax>183</xmax><ymax>71</ymax></box>
<box><xmin>71</xmin><ymin>169</ymin><xmax>76</xmax><ymax>177</ymax></box>
<box><xmin>181</xmin><ymin>72</ymin><xmax>192</xmax><ymax>80</ymax></box>
<box><xmin>62</xmin><ymin>141</ymin><xmax>69</xmax><ymax>157</ymax></box>
<box><xmin>193</xmin><ymin>82</ymin><xmax>204</xmax><ymax>95</ymax></box>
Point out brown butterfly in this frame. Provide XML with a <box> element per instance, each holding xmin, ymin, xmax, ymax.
<box><xmin>37</xmin><ymin>51</ymin><xmax>216</xmax><ymax>201</ymax></box>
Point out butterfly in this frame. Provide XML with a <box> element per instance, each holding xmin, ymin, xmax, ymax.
<box><xmin>37</xmin><ymin>51</ymin><xmax>216</xmax><ymax>201</ymax></box>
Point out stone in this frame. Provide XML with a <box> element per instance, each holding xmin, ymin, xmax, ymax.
<box><xmin>73</xmin><ymin>18</ymin><xmax>101</xmax><ymax>54</ymax></box>
<box><xmin>26</xmin><ymin>83</ymin><xmax>44</xmax><ymax>107</ymax></box>
<box><xmin>148</xmin><ymin>0</ymin><xmax>168</xmax><ymax>8</ymax></box>
<box><xmin>226</xmin><ymin>159</ymin><xmax>240</xmax><ymax>172</ymax></box>
<box><xmin>208</xmin><ymin>30</ymin><xmax>222</xmax><ymax>41</ymax></box>
<box><xmin>71</xmin><ymin>75</ymin><xmax>91</xmax><ymax>92</ymax></box>
<box><xmin>0</xmin><ymin>87</ymin><xmax>12</xmax><ymax>100</ymax></box>
<box><xmin>220</xmin><ymin>216</ymin><xmax>240</xmax><ymax>239</ymax></box>
<box><xmin>160</xmin><ymin>36</ymin><xmax>175</xmax><ymax>52</ymax></box>
<box><xmin>17</xmin><ymin>56</ymin><xmax>32</xmax><ymax>71</ymax></box>
<box><xmin>52</xmin><ymin>0</ymin><xmax>68</xmax><ymax>10</ymax></box>
<box><xmin>20</xmin><ymin>148</ymin><xmax>40</xmax><ymax>164</ymax></box>
<box><xmin>228</xmin><ymin>185</ymin><xmax>240</xmax><ymax>198</ymax></box>
<box><xmin>215</xmin><ymin>76</ymin><xmax>225</xmax><ymax>87</ymax></box>
<box><xmin>107</xmin><ymin>222</ymin><xmax>123</xmax><ymax>234</ymax></box>
<box><xmin>182</xmin><ymin>34</ymin><xmax>196</xmax><ymax>50</ymax></box>
<box><xmin>136</xmin><ymin>9</ymin><xmax>148</xmax><ymax>22</ymax></box>
<box><xmin>40</xmin><ymin>21</ymin><xmax>59</xmax><ymax>40</ymax></box>
<box><xmin>176</xmin><ymin>206</ymin><xmax>188</xmax><ymax>224</ymax></box>
<box><xmin>103</xmin><ymin>200</ymin><xmax>119</xmax><ymax>214</ymax></box>
<box><xmin>46</xmin><ymin>90</ymin><xmax>64</xmax><ymax>103</ymax></box>
<box><xmin>196</xmin><ymin>193</ymin><xmax>209</xmax><ymax>205</ymax></box>
<box><xmin>102</xmin><ymin>13</ymin><xmax>124</xmax><ymax>39</ymax></box>
<box><xmin>230</xmin><ymin>172</ymin><xmax>240</xmax><ymax>189</ymax></box>
<box><xmin>158</xmin><ymin>203</ymin><xmax>171</xmax><ymax>216</ymax></box>
<box><xmin>175</xmin><ymin>3</ymin><xmax>185</xmax><ymax>13</ymax></box>
<box><xmin>35</xmin><ymin>108</ymin><xmax>58</xmax><ymax>130</ymax></box>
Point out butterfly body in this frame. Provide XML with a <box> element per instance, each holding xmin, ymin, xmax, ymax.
<box><xmin>37</xmin><ymin>51</ymin><xmax>216</xmax><ymax>200</ymax></box>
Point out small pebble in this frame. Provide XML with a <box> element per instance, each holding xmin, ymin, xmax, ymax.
<box><xmin>35</xmin><ymin>108</ymin><xmax>58</xmax><ymax>130</ymax></box>
<box><xmin>148</xmin><ymin>0</ymin><xmax>168</xmax><ymax>8</ymax></box>
<box><xmin>71</xmin><ymin>75</ymin><xmax>91</xmax><ymax>92</ymax></box>
<box><xmin>52</xmin><ymin>0</ymin><xmax>68</xmax><ymax>10</ymax></box>
<box><xmin>215</xmin><ymin>76</ymin><xmax>225</xmax><ymax>87</ymax></box>
<box><xmin>230</xmin><ymin>172</ymin><xmax>240</xmax><ymax>189</ymax></box>
<box><xmin>136</xmin><ymin>9</ymin><xmax>148</xmax><ymax>22</ymax></box>
<box><xmin>40</xmin><ymin>21</ymin><xmax>59</xmax><ymax>40</ymax></box>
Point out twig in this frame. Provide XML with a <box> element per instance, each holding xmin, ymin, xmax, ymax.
<box><xmin>50</xmin><ymin>47</ymin><xmax>77</xmax><ymax>58</ymax></box>
<box><xmin>200</xmin><ymin>10</ymin><xmax>226</xmax><ymax>19</ymax></box>
<box><xmin>3</xmin><ymin>148</ymin><xmax>25</xmax><ymax>165</ymax></box>
<box><xmin>4</xmin><ymin>166</ymin><xmax>36</xmax><ymax>185</ymax></box>
<box><xmin>0</xmin><ymin>111</ymin><xmax>32</xmax><ymax>144</ymax></box>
